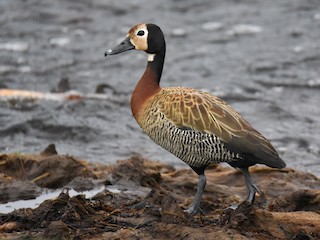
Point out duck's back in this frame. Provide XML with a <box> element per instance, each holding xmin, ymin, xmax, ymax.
<box><xmin>136</xmin><ymin>87</ymin><xmax>285</xmax><ymax>169</ymax></box>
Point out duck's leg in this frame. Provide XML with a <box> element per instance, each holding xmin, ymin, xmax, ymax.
<box><xmin>185</xmin><ymin>167</ymin><xmax>206</xmax><ymax>215</ymax></box>
<box><xmin>241</xmin><ymin>167</ymin><xmax>260</xmax><ymax>202</ymax></box>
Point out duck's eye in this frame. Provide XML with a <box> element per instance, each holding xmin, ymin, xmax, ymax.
<box><xmin>137</xmin><ymin>30</ymin><xmax>145</xmax><ymax>36</ymax></box>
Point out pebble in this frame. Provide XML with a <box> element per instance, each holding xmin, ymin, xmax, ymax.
<box><xmin>17</xmin><ymin>57</ymin><xmax>27</xmax><ymax>64</ymax></box>
<box><xmin>307</xmin><ymin>78</ymin><xmax>320</xmax><ymax>87</ymax></box>
<box><xmin>18</xmin><ymin>66</ymin><xmax>32</xmax><ymax>73</ymax></box>
<box><xmin>61</xmin><ymin>27</ymin><xmax>69</xmax><ymax>33</ymax></box>
<box><xmin>307</xmin><ymin>145</ymin><xmax>320</xmax><ymax>155</ymax></box>
<box><xmin>226</xmin><ymin>24</ymin><xmax>263</xmax><ymax>36</ymax></box>
<box><xmin>201</xmin><ymin>22</ymin><xmax>223</xmax><ymax>31</ymax></box>
<box><xmin>289</xmin><ymin>29</ymin><xmax>304</xmax><ymax>37</ymax></box>
<box><xmin>171</xmin><ymin>28</ymin><xmax>187</xmax><ymax>37</ymax></box>
<box><xmin>314</xmin><ymin>12</ymin><xmax>320</xmax><ymax>20</ymax></box>
<box><xmin>272</xmin><ymin>86</ymin><xmax>284</xmax><ymax>93</ymax></box>
<box><xmin>249</xmin><ymin>61</ymin><xmax>278</xmax><ymax>72</ymax></box>
<box><xmin>0</xmin><ymin>42</ymin><xmax>29</xmax><ymax>52</ymax></box>
<box><xmin>49</xmin><ymin>37</ymin><xmax>70</xmax><ymax>47</ymax></box>
<box><xmin>73</xmin><ymin>29</ymin><xmax>86</xmax><ymax>36</ymax></box>
<box><xmin>293</xmin><ymin>46</ymin><xmax>304</xmax><ymax>53</ymax></box>
<box><xmin>0</xmin><ymin>65</ymin><xmax>15</xmax><ymax>73</ymax></box>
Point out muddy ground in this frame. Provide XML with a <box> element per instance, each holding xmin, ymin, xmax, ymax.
<box><xmin>0</xmin><ymin>145</ymin><xmax>320</xmax><ymax>240</ymax></box>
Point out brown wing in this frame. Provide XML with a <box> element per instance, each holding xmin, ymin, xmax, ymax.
<box><xmin>157</xmin><ymin>87</ymin><xmax>285</xmax><ymax>168</ymax></box>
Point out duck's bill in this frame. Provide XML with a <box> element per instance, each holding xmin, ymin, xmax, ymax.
<box><xmin>105</xmin><ymin>37</ymin><xmax>135</xmax><ymax>57</ymax></box>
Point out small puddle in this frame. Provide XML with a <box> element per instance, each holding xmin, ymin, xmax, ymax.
<box><xmin>0</xmin><ymin>186</ymin><xmax>105</xmax><ymax>214</ymax></box>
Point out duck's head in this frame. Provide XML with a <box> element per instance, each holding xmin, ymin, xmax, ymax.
<box><xmin>105</xmin><ymin>23</ymin><xmax>165</xmax><ymax>59</ymax></box>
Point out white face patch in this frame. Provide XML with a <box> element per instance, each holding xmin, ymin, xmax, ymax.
<box><xmin>148</xmin><ymin>53</ymin><xmax>155</xmax><ymax>62</ymax></box>
<box><xmin>128</xmin><ymin>24</ymin><xmax>149</xmax><ymax>51</ymax></box>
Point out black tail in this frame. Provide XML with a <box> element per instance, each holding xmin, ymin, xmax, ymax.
<box><xmin>244</xmin><ymin>151</ymin><xmax>286</xmax><ymax>169</ymax></box>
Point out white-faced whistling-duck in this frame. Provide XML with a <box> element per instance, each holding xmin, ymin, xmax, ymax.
<box><xmin>105</xmin><ymin>23</ymin><xmax>286</xmax><ymax>215</ymax></box>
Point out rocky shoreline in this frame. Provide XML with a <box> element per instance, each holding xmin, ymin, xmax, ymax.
<box><xmin>0</xmin><ymin>144</ymin><xmax>319</xmax><ymax>239</ymax></box>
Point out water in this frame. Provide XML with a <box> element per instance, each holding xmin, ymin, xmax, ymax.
<box><xmin>0</xmin><ymin>186</ymin><xmax>105</xmax><ymax>214</ymax></box>
<box><xmin>0</xmin><ymin>0</ymin><xmax>319</xmax><ymax>176</ymax></box>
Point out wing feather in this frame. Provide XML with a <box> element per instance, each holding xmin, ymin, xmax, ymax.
<box><xmin>158</xmin><ymin>88</ymin><xmax>246</xmax><ymax>140</ymax></box>
<box><xmin>156</xmin><ymin>87</ymin><xmax>284</xmax><ymax>167</ymax></box>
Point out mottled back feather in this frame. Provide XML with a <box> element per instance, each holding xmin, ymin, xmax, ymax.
<box><xmin>155</xmin><ymin>87</ymin><xmax>285</xmax><ymax>168</ymax></box>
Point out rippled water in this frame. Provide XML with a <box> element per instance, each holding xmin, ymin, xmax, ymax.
<box><xmin>0</xmin><ymin>0</ymin><xmax>319</xmax><ymax>175</ymax></box>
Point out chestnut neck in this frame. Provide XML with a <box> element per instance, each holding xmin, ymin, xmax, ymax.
<box><xmin>130</xmin><ymin>49</ymin><xmax>165</xmax><ymax>120</ymax></box>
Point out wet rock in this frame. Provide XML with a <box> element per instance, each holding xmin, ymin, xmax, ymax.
<box><xmin>171</xmin><ymin>28</ymin><xmax>188</xmax><ymax>37</ymax></box>
<box><xmin>73</xmin><ymin>29</ymin><xmax>86</xmax><ymax>36</ymax></box>
<box><xmin>0</xmin><ymin>66</ymin><xmax>15</xmax><ymax>74</ymax></box>
<box><xmin>0</xmin><ymin>222</ymin><xmax>18</xmax><ymax>232</ymax></box>
<box><xmin>18</xmin><ymin>66</ymin><xmax>31</xmax><ymax>73</ymax></box>
<box><xmin>0</xmin><ymin>42</ymin><xmax>29</xmax><ymax>52</ymax></box>
<box><xmin>226</xmin><ymin>24</ymin><xmax>263</xmax><ymax>36</ymax></box>
<box><xmin>95</xmin><ymin>83</ymin><xmax>116</xmax><ymax>94</ymax></box>
<box><xmin>268</xmin><ymin>189</ymin><xmax>320</xmax><ymax>213</ymax></box>
<box><xmin>289</xmin><ymin>28</ymin><xmax>304</xmax><ymax>37</ymax></box>
<box><xmin>44</xmin><ymin>221</ymin><xmax>72</xmax><ymax>239</ymax></box>
<box><xmin>248</xmin><ymin>61</ymin><xmax>278</xmax><ymax>73</ymax></box>
<box><xmin>307</xmin><ymin>78</ymin><xmax>320</xmax><ymax>88</ymax></box>
<box><xmin>49</xmin><ymin>37</ymin><xmax>70</xmax><ymax>47</ymax></box>
<box><xmin>65</xmin><ymin>177</ymin><xmax>98</xmax><ymax>192</ymax></box>
<box><xmin>314</xmin><ymin>12</ymin><xmax>320</xmax><ymax>20</ymax></box>
<box><xmin>0</xmin><ymin>147</ymin><xmax>96</xmax><ymax>189</ymax></box>
<box><xmin>108</xmin><ymin>156</ymin><xmax>167</xmax><ymax>187</ymax></box>
<box><xmin>51</xmin><ymin>77</ymin><xmax>71</xmax><ymax>93</ymax></box>
<box><xmin>293</xmin><ymin>45</ymin><xmax>304</xmax><ymax>53</ymax></box>
<box><xmin>253</xmin><ymin>210</ymin><xmax>320</xmax><ymax>239</ymax></box>
<box><xmin>106</xmin><ymin>184</ymin><xmax>151</xmax><ymax>200</ymax></box>
<box><xmin>222</xmin><ymin>204</ymin><xmax>320</xmax><ymax>239</ymax></box>
<box><xmin>201</xmin><ymin>22</ymin><xmax>224</xmax><ymax>31</ymax></box>
<box><xmin>209</xmin><ymin>36</ymin><xmax>231</xmax><ymax>44</ymax></box>
<box><xmin>40</xmin><ymin>143</ymin><xmax>58</xmax><ymax>156</ymax></box>
<box><xmin>27</xmin><ymin>155</ymin><xmax>95</xmax><ymax>188</ymax></box>
<box><xmin>0</xmin><ymin>178</ymin><xmax>41</xmax><ymax>203</ymax></box>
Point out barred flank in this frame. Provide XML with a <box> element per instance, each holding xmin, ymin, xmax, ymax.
<box><xmin>141</xmin><ymin>112</ymin><xmax>241</xmax><ymax>168</ymax></box>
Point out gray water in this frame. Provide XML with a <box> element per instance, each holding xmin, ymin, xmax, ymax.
<box><xmin>0</xmin><ymin>0</ymin><xmax>319</xmax><ymax>176</ymax></box>
<box><xmin>0</xmin><ymin>186</ymin><xmax>105</xmax><ymax>214</ymax></box>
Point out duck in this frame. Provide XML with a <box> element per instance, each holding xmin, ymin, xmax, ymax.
<box><xmin>105</xmin><ymin>23</ymin><xmax>286</xmax><ymax>215</ymax></box>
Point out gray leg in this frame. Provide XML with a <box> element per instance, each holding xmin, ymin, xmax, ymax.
<box><xmin>241</xmin><ymin>168</ymin><xmax>260</xmax><ymax>202</ymax></box>
<box><xmin>185</xmin><ymin>173</ymin><xmax>206</xmax><ymax>215</ymax></box>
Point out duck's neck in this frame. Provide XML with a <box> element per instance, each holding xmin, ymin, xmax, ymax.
<box><xmin>130</xmin><ymin>49</ymin><xmax>165</xmax><ymax>120</ymax></box>
<box><xmin>147</xmin><ymin>49</ymin><xmax>165</xmax><ymax>82</ymax></box>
